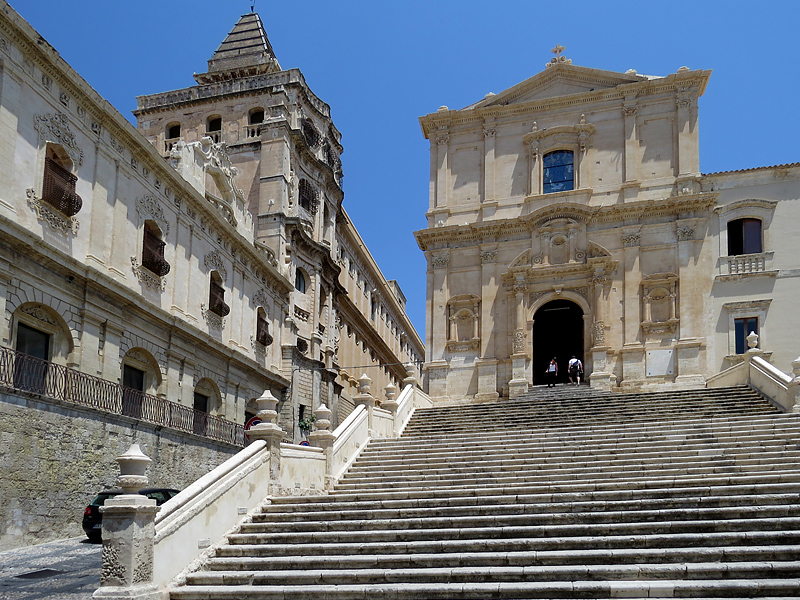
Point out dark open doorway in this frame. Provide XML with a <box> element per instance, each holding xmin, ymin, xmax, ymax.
<box><xmin>531</xmin><ymin>299</ymin><xmax>584</xmax><ymax>385</ymax></box>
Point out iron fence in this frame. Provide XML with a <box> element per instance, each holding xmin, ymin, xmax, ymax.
<box><xmin>0</xmin><ymin>346</ymin><xmax>245</xmax><ymax>446</ymax></box>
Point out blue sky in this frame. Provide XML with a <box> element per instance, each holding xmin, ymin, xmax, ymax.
<box><xmin>15</xmin><ymin>1</ymin><xmax>800</xmax><ymax>337</ymax></box>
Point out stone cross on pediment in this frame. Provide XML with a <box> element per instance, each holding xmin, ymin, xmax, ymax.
<box><xmin>551</xmin><ymin>44</ymin><xmax>565</xmax><ymax>58</ymax></box>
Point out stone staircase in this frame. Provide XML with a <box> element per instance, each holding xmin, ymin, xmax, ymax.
<box><xmin>171</xmin><ymin>384</ymin><xmax>800</xmax><ymax>599</ymax></box>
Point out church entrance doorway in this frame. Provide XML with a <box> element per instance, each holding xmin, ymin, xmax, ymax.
<box><xmin>532</xmin><ymin>299</ymin><xmax>584</xmax><ymax>385</ymax></box>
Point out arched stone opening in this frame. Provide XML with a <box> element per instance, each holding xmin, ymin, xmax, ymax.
<box><xmin>530</xmin><ymin>298</ymin><xmax>585</xmax><ymax>385</ymax></box>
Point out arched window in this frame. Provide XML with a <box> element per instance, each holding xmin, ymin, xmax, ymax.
<box><xmin>298</xmin><ymin>179</ymin><xmax>319</xmax><ymax>214</ymax></box>
<box><xmin>206</xmin><ymin>116</ymin><xmax>222</xmax><ymax>142</ymax></box>
<box><xmin>166</xmin><ymin>123</ymin><xmax>181</xmax><ymax>139</ymax></box>
<box><xmin>193</xmin><ymin>378</ymin><xmax>221</xmax><ymax>436</ymax></box>
<box><xmin>256</xmin><ymin>307</ymin><xmax>273</xmax><ymax>346</ymax></box>
<box><xmin>141</xmin><ymin>221</ymin><xmax>170</xmax><ymax>276</ymax></box>
<box><xmin>728</xmin><ymin>218</ymin><xmax>762</xmax><ymax>255</ymax></box>
<box><xmin>294</xmin><ymin>269</ymin><xmax>307</xmax><ymax>293</ymax></box>
<box><xmin>249</xmin><ymin>109</ymin><xmax>264</xmax><ymax>125</ymax></box>
<box><xmin>208</xmin><ymin>271</ymin><xmax>230</xmax><ymax>317</ymax></box>
<box><xmin>43</xmin><ymin>145</ymin><xmax>82</xmax><ymax>216</ymax></box>
<box><xmin>543</xmin><ymin>150</ymin><xmax>574</xmax><ymax>194</ymax></box>
<box><xmin>302</xmin><ymin>119</ymin><xmax>321</xmax><ymax>148</ymax></box>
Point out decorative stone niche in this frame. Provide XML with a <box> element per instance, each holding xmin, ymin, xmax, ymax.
<box><xmin>640</xmin><ymin>273</ymin><xmax>679</xmax><ymax>335</ymax></box>
<box><xmin>446</xmin><ymin>294</ymin><xmax>480</xmax><ymax>352</ymax></box>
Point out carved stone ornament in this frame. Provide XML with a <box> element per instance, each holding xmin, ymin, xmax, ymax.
<box><xmin>446</xmin><ymin>340</ymin><xmax>480</xmax><ymax>353</ymax></box>
<box><xmin>135</xmin><ymin>195</ymin><xmax>170</xmax><ymax>236</ymax></box>
<box><xmin>480</xmin><ymin>250</ymin><xmax>497</xmax><ymax>264</ymax></box>
<box><xmin>623</xmin><ymin>233</ymin><xmax>641</xmax><ymax>248</ymax></box>
<box><xmin>435</xmin><ymin>134</ymin><xmax>449</xmax><ymax>146</ymax></box>
<box><xmin>131</xmin><ymin>257</ymin><xmax>166</xmax><ymax>291</ymax></box>
<box><xmin>677</xmin><ymin>97</ymin><xmax>692</xmax><ymax>109</ymax></box>
<box><xmin>430</xmin><ymin>254</ymin><xmax>449</xmax><ymax>270</ymax></box>
<box><xmin>677</xmin><ymin>226</ymin><xmax>695</xmax><ymax>241</ymax></box>
<box><xmin>622</xmin><ymin>105</ymin><xmax>638</xmax><ymax>117</ymax></box>
<box><xmin>513</xmin><ymin>328</ymin><xmax>526</xmax><ymax>354</ymax></box>
<box><xmin>204</xmin><ymin>250</ymin><xmax>228</xmax><ymax>281</ymax></box>
<box><xmin>26</xmin><ymin>188</ymin><xmax>79</xmax><ymax>235</ymax></box>
<box><xmin>34</xmin><ymin>112</ymin><xmax>84</xmax><ymax>167</ymax></box>
<box><xmin>483</xmin><ymin>127</ymin><xmax>496</xmax><ymax>138</ymax></box>
<box><xmin>201</xmin><ymin>304</ymin><xmax>226</xmax><ymax>331</ymax></box>
<box><xmin>20</xmin><ymin>304</ymin><xmax>57</xmax><ymax>326</ymax></box>
<box><xmin>593</xmin><ymin>321</ymin><xmax>606</xmax><ymax>346</ymax></box>
<box><xmin>252</xmin><ymin>289</ymin><xmax>270</xmax><ymax>308</ymax></box>
<box><xmin>251</xmin><ymin>336</ymin><xmax>266</xmax><ymax>359</ymax></box>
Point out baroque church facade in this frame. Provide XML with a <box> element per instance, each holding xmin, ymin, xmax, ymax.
<box><xmin>416</xmin><ymin>52</ymin><xmax>800</xmax><ymax>400</ymax></box>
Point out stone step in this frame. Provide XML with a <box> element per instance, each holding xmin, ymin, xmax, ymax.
<box><xmin>263</xmin><ymin>483</ymin><xmax>800</xmax><ymax>512</ymax></box>
<box><xmin>255</xmin><ymin>493</ymin><xmax>800</xmax><ymax>522</ymax></box>
<box><xmin>307</xmin><ymin>472</ymin><xmax>800</xmax><ymax>504</ymax></box>
<box><xmin>239</xmin><ymin>504</ymin><xmax>800</xmax><ymax>535</ymax></box>
<box><xmin>334</xmin><ymin>463</ymin><xmax>800</xmax><ymax>492</ymax></box>
<box><xmin>223</xmin><ymin>530</ymin><xmax>800</xmax><ymax>554</ymax></box>
<box><xmin>187</xmin><ymin>562</ymin><xmax>800</xmax><ymax>585</ymax></box>
<box><xmin>170</xmin><ymin>578</ymin><xmax>800</xmax><ymax>599</ymax></box>
<box><xmin>234</xmin><ymin>515</ymin><xmax>800</xmax><ymax>543</ymax></box>
<box><xmin>209</xmin><ymin>545</ymin><xmax>800</xmax><ymax>568</ymax></box>
<box><xmin>344</xmin><ymin>449</ymin><xmax>800</xmax><ymax>476</ymax></box>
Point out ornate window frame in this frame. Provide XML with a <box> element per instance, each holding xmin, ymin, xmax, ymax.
<box><xmin>640</xmin><ymin>273</ymin><xmax>679</xmax><ymax>335</ymax></box>
<box><xmin>715</xmin><ymin>199</ymin><xmax>777</xmax><ymax>280</ymax></box>
<box><xmin>523</xmin><ymin>116</ymin><xmax>594</xmax><ymax>196</ymax></box>
<box><xmin>723</xmin><ymin>299</ymin><xmax>771</xmax><ymax>360</ymax></box>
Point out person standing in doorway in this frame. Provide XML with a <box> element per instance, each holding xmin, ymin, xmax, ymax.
<box><xmin>545</xmin><ymin>357</ymin><xmax>558</xmax><ymax>387</ymax></box>
<box><xmin>568</xmin><ymin>355</ymin><xmax>583</xmax><ymax>385</ymax></box>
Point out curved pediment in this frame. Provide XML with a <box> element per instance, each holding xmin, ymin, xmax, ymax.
<box><xmin>524</xmin><ymin>203</ymin><xmax>596</xmax><ymax>229</ymax></box>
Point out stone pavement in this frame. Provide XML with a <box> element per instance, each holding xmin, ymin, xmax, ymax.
<box><xmin>0</xmin><ymin>537</ymin><xmax>100</xmax><ymax>600</ymax></box>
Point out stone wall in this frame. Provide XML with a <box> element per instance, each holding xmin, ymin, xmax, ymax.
<box><xmin>0</xmin><ymin>388</ymin><xmax>240</xmax><ymax>549</ymax></box>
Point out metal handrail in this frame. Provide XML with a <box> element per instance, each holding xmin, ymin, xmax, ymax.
<box><xmin>0</xmin><ymin>346</ymin><xmax>244</xmax><ymax>446</ymax></box>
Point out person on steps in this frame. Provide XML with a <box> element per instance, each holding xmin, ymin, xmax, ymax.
<box><xmin>545</xmin><ymin>357</ymin><xmax>558</xmax><ymax>387</ymax></box>
<box><xmin>568</xmin><ymin>355</ymin><xmax>583</xmax><ymax>385</ymax></box>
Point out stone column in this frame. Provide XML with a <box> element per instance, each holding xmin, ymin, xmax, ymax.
<box><xmin>790</xmin><ymin>356</ymin><xmax>800</xmax><ymax>413</ymax></box>
<box><xmin>676</xmin><ymin>93</ymin><xmax>697</xmax><ymax>178</ymax></box>
<box><xmin>434</xmin><ymin>130</ymin><xmax>449</xmax><ymax>209</ymax></box>
<box><xmin>508</xmin><ymin>288</ymin><xmax>528</xmax><ymax>399</ymax></box>
<box><xmin>79</xmin><ymin>309</ymin><xmax>104</xmax><ymax>377</ymax></box>
<box><xmin>621</xmin><ymin>231</ymin><xmax>644</xmax><ymax>385</ymax></box>
<box><xmin>483</xmin><ymin>123</ymin><xmax>496</xmax><ymax>202</ymax></box>
<box><xmin>676</xmin><ymin>221</ymin><xmax>705</xmax><ymax>386</ymax></box>
<box><xmin>622</xmin><ymin>102</ymin><xmax>638</xmax><ymax>183</ymax></box>
<box><xmin>0</xmin><ymin>265</ymin><xmax>11</xmax><ymax>346</ymax></box>
<box><xmin>93</xmin><ymin>445</ymin><xmax>160</xmax><ymax>600</ymax></box>
<box><xmin>381</xmin><ymin>383</ymin><xmax>400</xmax><ymax>436</ymax></box>
<box><xmin>101</xmin><ymin>321</ymin><xmax>125</xmax><ymax>383</ymax></box>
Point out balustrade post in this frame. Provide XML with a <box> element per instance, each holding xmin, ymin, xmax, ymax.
<box><xmin>308</xmin><ymin>403</ymin><xmax>336</xmax><ymax>489</ymax></box>
<box><xmin>247</xmin><ymin>390</ymin><xmax>285</xmax><ymax>485</ymax></box>
<box><xmin>93</xmin><ymin>444</ymin><xmax>160</xmax><ymax>600</ymax></box>
<box><xmin>402</xmin><ymin>362</ymin><xmax>418</xmax><ymax>389</ymax></box>
<box><xmin>790</xmin><ymin>357</ymin><xmax>800</xmax><ymax>413</ymax></box>
<box><xmin>354</xmin><ymin>374</ymin><xmax>376</xmax><ymax>435</ymax></box>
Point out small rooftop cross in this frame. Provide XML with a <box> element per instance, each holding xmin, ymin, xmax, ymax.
<box><xmin>551</xmin><ymin>44</ymin><xmax>565</xmax><ymax>58</ymax></box>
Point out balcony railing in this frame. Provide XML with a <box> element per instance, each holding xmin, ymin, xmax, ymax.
<box><xmin>204</xmin><ymin>131</ymin><xmax>221</xmax><ymax>143</ymax></box>
<box><xmin>43</xmin><ymin>158</ymin><xmax>82</xmax><ymax>217</ymax></box>
<box><xmin>164</xmin><ymin>137</ymin><xmax>181</xmax><ymax>153</ymax></box>
<box><xmin>244</xmin><ymin>124</ymin><xmax>263</xmax><ymax>139</ymax></box>
<box><xmin>0</xmin><ymin>346</ymin><xmax>244</xmax><ymax>446</ymax></box>
<box><xmin>142</xmin><ymin>229</ymin><xmax>170</xmax><ymax>276</ymax></box>
<box><xmin>722</xmin><ymin>252</ymin><xmax>774</xmax><ymax>275</ymax></box>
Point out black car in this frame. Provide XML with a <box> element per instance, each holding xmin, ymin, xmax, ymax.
<box><xmin>82</xmin><ymin>487</ymin><xmax>180</xmax><ymax>541</ymax></box>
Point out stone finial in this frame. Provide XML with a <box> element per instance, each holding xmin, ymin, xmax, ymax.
<box><xmin>313</xmin><ymin>403</ymin><xmax>332</xmax><ymax>431</ymax></box>
<box><xmin>792</xmin><ymin>356</ymin><xmax>800</xmax><ymax>380</ymax></box>
<box><xmin>115</xmin><ymin>444</ymin><xmax>151</xmax><ymax>495</ymax></box>
<box><xmin>747</xmin><ymin>331</ymin><xmax>759</xmax><ymax>350</ymax></box>
<box><xmin>384</xmin><ymin>383</ymin><xmax>397</xmax><ymax>404</ymax></box>
<box><xmin>358</xmin><ymin>374</ymin><xmax>372</xmax><ymax>395</ymax></box>
<box><xmin>254</xmin><ymin>389</ymin><xmax>279</xmax><ymax>424</ymax></box>
<box><xmin>403</xmin><ymin>362</ymin><xmax>418</xmax><ymax>388</ymax></box>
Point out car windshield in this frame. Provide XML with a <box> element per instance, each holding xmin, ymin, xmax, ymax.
<box><xmin>90</xmin><ymin>492</ymin><xmax>119</xmax><ymax>506</ymax></box>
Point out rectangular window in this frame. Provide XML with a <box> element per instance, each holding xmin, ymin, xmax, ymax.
<box><xmin>193</xmin><ymin>392</ymin><xmax>209</xmax><ymax>436</ymax></box>
<box><xmin>15</xmin><ymin>323</ymin><xmax>50</xmax><ymax>394</ymax></box>
<box><xmin>728</xmin><ymin>218</ymin><xmax>763</xmax><ymax>255</ymax></box>
<box><xmin>734</xmin><ymin>317</ymin><xmax>759</xmax><ymax>354</ymax></box>
<box><xmin>122</xmin><ymin>364</ymin><xmax>145</xmax><ymax>419</ymax></box>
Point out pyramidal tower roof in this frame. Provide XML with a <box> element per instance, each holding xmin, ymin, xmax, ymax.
<box><xmin>194</xmin><ymin>13</ymin><xmax>281</xmax><ymax>84</ymax></box>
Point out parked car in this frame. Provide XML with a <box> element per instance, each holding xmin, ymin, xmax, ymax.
<box><xmin>82</xmin><ymin>487</ymin><xmax>180</xmax><ymax>541</ymax></box>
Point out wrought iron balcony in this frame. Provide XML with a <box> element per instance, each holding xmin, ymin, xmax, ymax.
<box><xmin>142</xmin><ymin>229</ymin><xmax>170</xmax><ymax>276</ymax></box>
<box><xmin>256</xmin><ymin>317</ymin><xmax>273</xmax><ymax>346</ymax></box>
<box><xmin>0</xmin><ymin>346</ymin><xmax>244</xmax><ymax>445</ymax></box>
<box><xmin>209</xmin><ymin>282</ymin><xmax>231</xmax><ymax>317</ymax></box>
<box><xmin>43</xmin><ymin>158</ymin><xmax>82</xmax><ymax>217</ymax></box>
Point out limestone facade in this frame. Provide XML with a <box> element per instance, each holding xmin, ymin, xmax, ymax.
<box><xmin>415</xmin><ymin>55</ymin><xmax>800</xmax><ymax>399</ymax></box>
